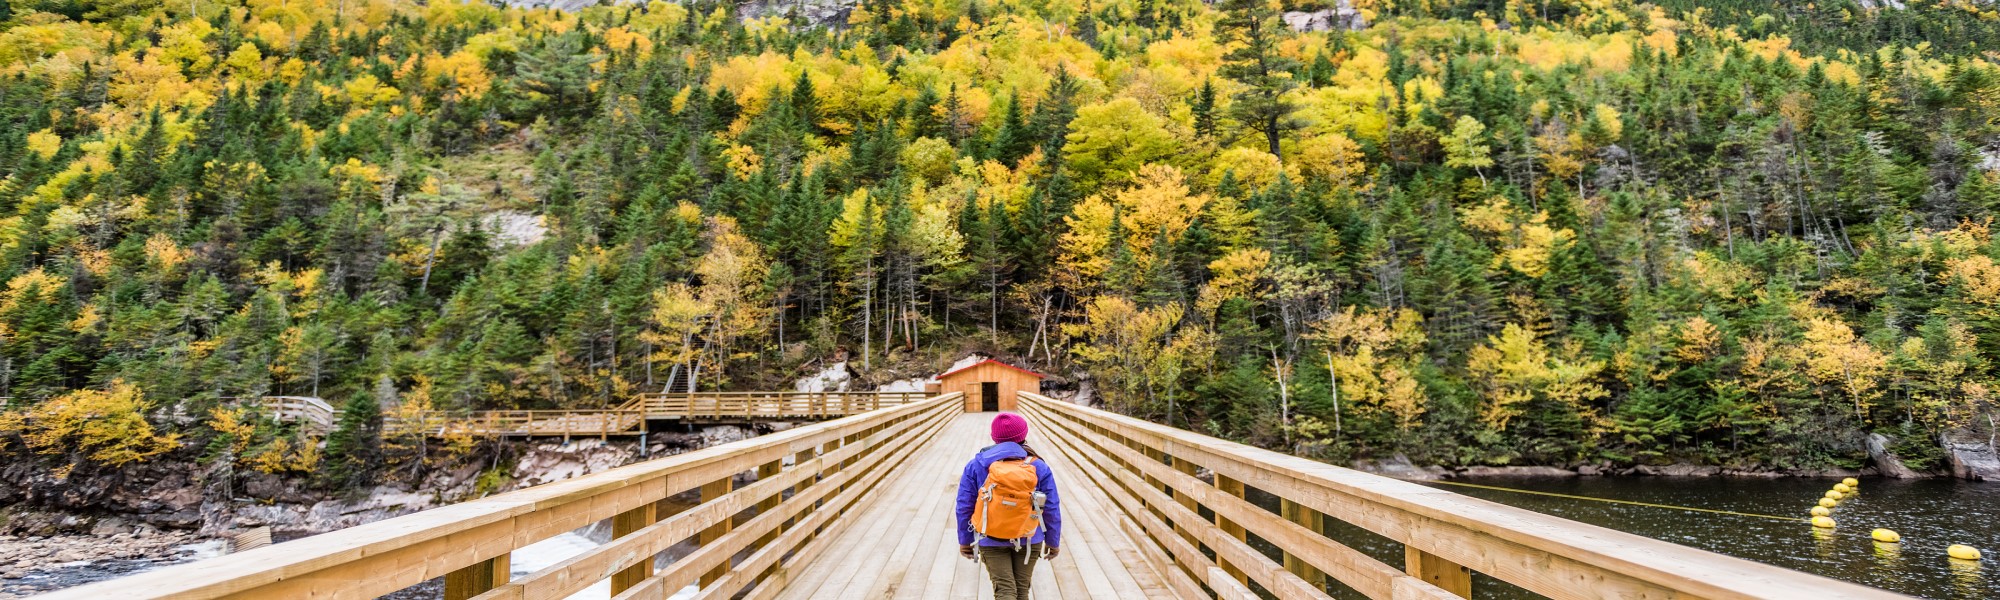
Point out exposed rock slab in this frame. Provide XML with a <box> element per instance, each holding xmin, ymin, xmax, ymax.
<box><xmin>1866</xmin><ymin>433</ymin><xmax>1927</xmax><ymax>479</ymax></box>
<box><xmin>1282</xmin><ymin>0</ymin><xmax>1366</xmax><ymax>33</ymax></box>
<box><xmin>1456</xmin><ymin>465</ymin><xmax>1577</xmax><ymax>477</ymax></box>
<box><xmin>1943</xmin><ymin>435</ymin><xmax>2000</xmax><ymax>481</ymax></box>
<box><xmin>1351</xmin><ymin>454</ymin><xmax>1447</xmax><ymax>480</ymax></box>
<box><xmin>1633</xmin><ymin>464</ymin><xmax>1723</xmax><ymax>477</ymax></box>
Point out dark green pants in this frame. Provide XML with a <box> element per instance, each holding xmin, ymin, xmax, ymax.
<box><xmin>977</xmin><ymin>543</ymin><xmax>1043</xmax><ymax>600</ymax></box>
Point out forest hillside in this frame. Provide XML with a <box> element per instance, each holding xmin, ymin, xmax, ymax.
<box><xmin>3</xmin><ymin>0</ymin><xmax>2000</xmax><ymax>489</ymax></box>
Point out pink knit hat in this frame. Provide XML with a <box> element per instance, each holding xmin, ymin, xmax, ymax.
<box><xmin>990</xmin><ymin>413</ymin><xmax>1029</xmax><ymax>443</ymax></box>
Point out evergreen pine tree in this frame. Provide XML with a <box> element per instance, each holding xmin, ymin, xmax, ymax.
<box><xmin>322</xmin><ymin>392</ymin><xmax>383</xmax><ymax>490</ymax></box>
<box><xmin>1192</xmin><ymin>79</ymin><xmax>1218</xmax><ymax>138</ymax></box>
<box><xmin>1216</xmin><ymin>0</ymin><xmax>1302</xmax><ymax>156</ymax></box>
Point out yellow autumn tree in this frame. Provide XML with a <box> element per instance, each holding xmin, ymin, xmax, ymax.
<box><xmin>1457</xmin><ymin>196</ymin><xmax>1573</xmax><ymax>278</ymax></box>
<box><xmin>1064</xmin><ymin>296</ymin><xmax>1210</xmax><ymax>416</ymax></box>
<box><xmin>1466</xmin><ymin>324</ymin><xmax>1608</xmax><ymax>432</ymax></box>
<box><xmin>1115</xmin><ymin>164</ymin><xmax>1209</xmax><ymax>262</ymax></box>
<box><xmin>0</xmin><ymin>380</ymin><xmax>179</xmax><ymax>473</ymax></box>
<box><xmin>691</xmin><ymin>217</ymin><xmax>770</xmax><ymax>386</ymax></box>
<box><xmin>643</xmin><ymin>282</ymin><xmax>712</xmax><ymax>376</ymax></box>
<box><xmin>1801</xmin><ymin>317</ymin><xmax>1887</xmax><ymax>422</ymax></box>
<box><xmin>385</xmin><ymin>375</ymin><xmax>444</xmax><ymax>460</ymax></box>
<box><xmin>1298</xmin><ymin>132</ymin><xmax>1368</xmax><ymax>190</ymax></box>
<box><xmin>1054</xmin><ymin>194</ymin><xmax>1117</xmax><ymax>295</ymax></box>
<box><xmin>1063</xmin><ymin>98</ymin><xmax>1179</xmax><ymax>186</ymax></box>
<box><xmin>1308</xmin><ymin>306</ymin><xmax>1430</xmax><ymax>434</ymax></box>
<box><xmin>1442</xmin><ymin>115</ymin><xmax>1494</xmax><ymax>184</ymax></box>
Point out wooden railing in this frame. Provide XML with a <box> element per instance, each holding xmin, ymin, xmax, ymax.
<box><xmin>1016</xmin><ymin>392</ymin><xmax>1909</xmax><ymax>600</ymax></box>
<box><xmin>637</xmin><ymin>391</ymin><xmax>929</xmax><ymax>420</ymax></box>
<box><xmin>44</xmin><ymin>393</ymin><xmax>962</xmax><ymax>600</ymax></box>
<box><xmin>255</xmin><ymin>396</ymin><xmax>337</xmax><ymax>432</ymax></box>
<box><xmin>396</xmin><ymin>409</ymin><xmax>648</xmax><ymax>438</ymax></box>
<box><xmin>279</xmin><ymin>391</ymin><xmax>933</xmax><ymax>439</ymax></box>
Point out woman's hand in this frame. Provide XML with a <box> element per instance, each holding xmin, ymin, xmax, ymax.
<box><xmin>1044</xmin><ymin>545</ymin><xmax>1060</xmax><ymax>559</ymax></box>
<box><xmin>960</xmin><ymin>544</ymin><xmax>975</xmax><ymax>560</ymax></box>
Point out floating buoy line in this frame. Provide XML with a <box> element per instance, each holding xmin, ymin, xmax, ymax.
<box><xmin>1797</xmin><ymin>477</ymin><xmax>1982</xmax><ymax>563</ymax></box>
<box><xmin>1418</xmin><ymin>479</ymin><xmax>1806</xmax><ymax>522</ymax></box>
<box><xmin>1416</xmin><ymin>476</ymin><xmax>1986</xmax><ymax>562</ymax></box>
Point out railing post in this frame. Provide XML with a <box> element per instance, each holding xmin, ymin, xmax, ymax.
<box><xmin>790</xmin><ymin>446</ymin><xmax>818</xmax><ymax>525</ymax></box>
<box><xmin>754</xmin><ymin>458</ymin><xmax>783</xmax><ymax>549</ymax></box>
<box><xmin>700</xmin><ymin>477</ymin><xmax>735</xmax><ymax>586</ymax></box>
<box><xmin>1214</xmin><ymin>474</ymin><xmax>1248</xmax><ymax>584</ymax></box>
<box><xmin>443</xmin><ymin>554</ymin><xmax>509</xmax><ymax>600</ymax></box>
<box><xmin>1407</xmin><ymin>547</ymin><xmax>1473</xmax><ymax>598</ymax></box>
<box><xmin>610</xmin><ymin>503</ymin><xmax>658</xmax><ymax>594</ymax></box>
<box><xmin>1140</xmin><ymin>445</ymin><xmax>1167</xmax><ymax>523</ymax></box>
<box><xmin>1280</xmin><ymin>498</ymin><xmax>1327</xmax><ymax>589</ymax></box>
<box><xmin>1171</xmin><ymin>455</ymin><xmax>1198</xmax><ymax>545</ymax></box>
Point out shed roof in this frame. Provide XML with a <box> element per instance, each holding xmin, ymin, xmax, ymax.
<box><xmin>938</xmin><ymin>358</ymin><xmax>1046</xmax><ymax>380</ymax></box>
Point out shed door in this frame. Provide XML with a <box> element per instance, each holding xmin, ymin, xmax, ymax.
<box><xmin>981</xmin><ymin>382</ymin><xmax>1000</xmax><ymax>412</ymax></box>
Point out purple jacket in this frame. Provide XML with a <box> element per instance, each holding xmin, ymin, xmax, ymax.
<box><xmin>956</xmin><ymin>442</ymin><xmax>1062</xmax><ymax>547</ymax></box>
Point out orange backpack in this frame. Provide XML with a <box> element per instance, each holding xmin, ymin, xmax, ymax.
<box><xmin>971</xmin><ymin>457</ymin><xmax>1044</xmax><ymax>543</ymax></box>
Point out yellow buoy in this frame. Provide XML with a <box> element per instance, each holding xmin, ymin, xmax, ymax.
<box><xmin>1812</xmin><ymin>516</ymin><xmax>1837</xmax><ymax>528</ymax></box>
<box><xmin>1833</xmin><ymin>483</ymin><xmax>1851</xmax><ymax>493</ymax></box>
<box><xmin>1809</xmin><ymin>506</ymin><xmax>1831</xmax><ymax>517</ymax></box>
<box><xmin>1842</xmin><ymin>477</ymin><xmax>1860</xmax><ymax>487</ymax></box>
<box><xmin>1818</xmin><ymin>498</ymin><xmax>1839</xmax><ymax>508</ymax></box>
<box><xmin>1871</xmin><ymin>529</ymin><xmax>1901</xmax><ymax>543</ymax></box>
<box><xmin>1949</xmin><ymin>545</ymin><xmax>1983</xmax><ymax>561</ymax></box>
<box><xmin>1824</xmin><ymin>490</ymin><xmax>1845</xmax><ymax>501</ymax></box>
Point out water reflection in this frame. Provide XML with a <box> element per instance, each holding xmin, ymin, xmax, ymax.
<box><xmin>1949</xmin><ymin>558</ymin><xmax>1984</xmax><ymax>597</ymax></box>
<box><xmin>1872</xmin><ymin>541</ymin><xmax>1903</xmax><ymax>576</ymax></box>
<box><xmin>1813</xmin><ymin>527</ymin><xmax>1838</xmax><ymax>559</ymax></box>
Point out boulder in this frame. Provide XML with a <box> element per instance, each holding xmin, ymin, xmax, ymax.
<box><xmin>1633</xmin><ymin>464</ymin><xmax>1723</xmax><ymax>477</ymax></box>
<box><xmin>1942</xmin><ymin>434</ymin><xmax>2000</xmax><ymax>481</ymax></box>
<box><xmin>1865</xmin><ymin>433</ymin><xmax>1927</xmax><ymax>479</ymax></box>
<box><xmin>1351</xmin><ymin>454</ymin><xmax>1446</xmax><ymax>480</ymax></box>
<box><xmin>1456</xmin><ymin>465</ymin><xmax>1576</xmax><ymax>477</ymax></box>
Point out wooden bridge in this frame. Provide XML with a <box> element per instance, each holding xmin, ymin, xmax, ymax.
<box><xmin>51</xmin><ymin>392</ymin><xmax>1909</xmax><ymax>600</ymax></box>
<box><xmin>261</xmin><ymin>391</ymin><xmax>928</xmax><ymax>438</ymax></box>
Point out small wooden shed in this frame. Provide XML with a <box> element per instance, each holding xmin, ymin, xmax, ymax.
<box><xmin>938</xmin><ymin>359</ymin><xmax>1046</xmax><ymax>413</ymax></box>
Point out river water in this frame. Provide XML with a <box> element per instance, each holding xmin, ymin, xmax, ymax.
<box><xmin>1279</xmin><ymin>476</ymin><xmax>1995</xmax><ymax>599</ymax></box>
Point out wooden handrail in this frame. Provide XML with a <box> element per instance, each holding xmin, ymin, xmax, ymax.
<box><xmin>1016</xmin><ymin>392</ymin><xmax>1910</xmax><ymax>600</ymax></box>
<box><xmin>637</xmin><ymin>391</ymin><xmax>927</xmax><ymax>420</ymax></box>
<box><xmin>43</xmin><ymin>393</ymin><xmax>962</xmax><ymax>600</ymax></box>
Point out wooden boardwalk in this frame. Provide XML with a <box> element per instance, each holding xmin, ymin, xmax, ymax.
<box><xmin>774</xmin><ymin>413</ymin><xmax>1181</xmax><ymax>599</ymax></box>
<box><xmin>50</xmin><ymin>392</ymin><xmax>1915</xmax><ymax>600</ymax></box>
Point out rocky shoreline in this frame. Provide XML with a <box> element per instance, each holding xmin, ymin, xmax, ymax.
<box><xmin>0</xmin><ymin>423</ymin><xmax>760</xmax><ymax>597</ymax></box>
<box><xmin>0</xmin><ymin>529</ymin><xmax>225</xmax><ymax>598</ymax></box>
<box><xmin>1348</xmin><ymin>432</ymin><xmax>2000</xmax><ymax>482</ymax></box>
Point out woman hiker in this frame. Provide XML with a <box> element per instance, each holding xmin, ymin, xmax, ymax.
<box><xmin>957</xmin><ymin>412</ymin><xmax>1063</xmax><ymax>600</ymax></box>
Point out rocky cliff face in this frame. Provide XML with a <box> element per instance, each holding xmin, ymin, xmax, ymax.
<box><xmin>737</xmin><ymin>0</ymin><xmax>855</xmax><ymax>28</ymax></box>
<box><xmin>1282</xmin><ymin>0</ymin><xmax>1366</xmax><ymax>33</ymax></box>
<box><xmin>492</xmin><ymin>0</ymin><xmax>857</xmax><ymax>28</ymax></box>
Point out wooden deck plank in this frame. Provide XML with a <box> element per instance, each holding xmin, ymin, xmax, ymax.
<box><xmin>850</xmin><ymin>413</ymin><xmax>959</xmax><ymax>599</ymax></box>
<box><xmin>888</xmin><ymin>453</ymin><xmax>962</xmax><ymax>598</ymax></box>
<box><xmin>1030</xmin><ymin>412</ymin><xmax>1168</xmax><ymax>598</ymax></box>
<box><xmin>911</xmin><ymin>465</ymin><xmax>968</xmax><ymax>600</ymax></box>
<box><xmin>1049</xmin><ymin>465</ymin><xmax>1137</xmax><ymax>598</ymax></box>
<box><xmin>771</xmin><ymin>412</ymin><xmax>1180</xmax><ymax>600</ymax></box>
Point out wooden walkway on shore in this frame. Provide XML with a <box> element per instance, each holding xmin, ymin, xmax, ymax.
<box><xmin>256</xmin><ymin>391</ymin><xmax>929</xmax><ymax>438</ymax></box>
